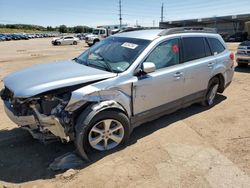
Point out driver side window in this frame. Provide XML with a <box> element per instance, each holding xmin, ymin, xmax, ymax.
<box><xmin>145</xmin><ymin>38</ymin><xmax>180</xmax><ymax>70</ymax></box>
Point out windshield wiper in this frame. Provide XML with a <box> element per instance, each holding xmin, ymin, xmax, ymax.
<box><xmin>87</xmin><ymin>51</ymin><xmax>114</xmax><ymax>73</ymax></box>
<box><xmin>73</xmin><ymin>57</ymin><xmax>89</xmax><ymax>66</ymax></box>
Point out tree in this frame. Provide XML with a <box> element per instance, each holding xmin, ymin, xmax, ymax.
<box><xmin>47</xmin><ymin>26</ymin><xmax>54</xmax><ymax>31</ymax></box>
<box><xmin>58</xmin><ymin>25</ymin><xmax>68</xmax><ymax>33</ymax></box>
<box><xmin>73</xmin><ymin>26</ymin><xmax>84</xmax><ymax>33</ymax></box>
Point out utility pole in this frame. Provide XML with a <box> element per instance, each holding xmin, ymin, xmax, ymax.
<box><xmin>160</xmin><ymin>3</ymin><xmax>164</xmax><ymax>22</ymax></box>
<box><xmin>119</xmin><ymin>0</ymin><xmax>122</xmax><ymax>29</ymax></box>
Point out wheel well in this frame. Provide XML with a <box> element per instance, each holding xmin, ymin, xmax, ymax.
<box><xmin>102</xmin><ymin>107</ymin><xmax>128</xmax><ymax>116</ymax></box>
<box><xmin>94</xmin><ymin>39</ymin><xmax>100</xmax><ymax>43</ymax></box>
<box><xmin>73</xmin><ymin>102</ymin><xmax>128</xmax><ymax>126</ymax></box>
<box><xmin>213</xmin><ymin>74</ymin><xmax>225</xmax><ymax>93</ymax></box>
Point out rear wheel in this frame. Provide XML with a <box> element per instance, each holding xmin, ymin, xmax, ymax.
<box><xmin>75</xmin><ymin>110</ymin><xmax>130</xmax><ymax>158</ymax></box>
<box><xmin>57</xmin><ymin>41</ymin><xmax>61</xmax><ymax>45</ymax></box>
<box><xmin>73</xmin><ymin>41</ymin><xmax>77</xmax><ymax>45</ymax></box>
<box><xmin>201</xmin><ymin>77</ymin><xmax>219</xmax><ymax>106</ymax></box>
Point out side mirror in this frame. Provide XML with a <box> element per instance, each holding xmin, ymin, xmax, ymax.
<box><xmin>142</xmin><ymin>62</ymin><xmax>156</xmax><ymax>74</ymax></box>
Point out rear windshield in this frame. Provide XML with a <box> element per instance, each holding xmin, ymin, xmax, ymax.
<box><xmin>75</xmin><ymin>37</ymin><xmax>150</xmax><ymax>73</ymax></box>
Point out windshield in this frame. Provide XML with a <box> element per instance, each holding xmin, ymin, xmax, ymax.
<box><xmin>92</xmin><ymin>29</ymin><xmax>100</xmax><ymax>35</ymax></box>
<box><xmin>75</xmin><ymin>37</ymin><xmax>150</xmax><ymax>73</ymax></box>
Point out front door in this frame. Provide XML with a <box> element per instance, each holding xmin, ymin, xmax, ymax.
<box><xmin>133</xmin><ymin>38</ymin><xmax>185</xmax><ymax>115</ymax></box>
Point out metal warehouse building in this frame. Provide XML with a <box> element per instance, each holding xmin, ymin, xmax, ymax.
<box><xmin>159</xmin><ymin>13</ymin><xmax>250</xmax><ymax>36</ymax></box>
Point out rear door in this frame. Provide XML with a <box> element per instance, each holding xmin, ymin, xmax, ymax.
<box><xmin>207</xmin><ymin>37</ymin><xmax>233</xmax><ymax>85</ymax></box>
<box><xmin>181</xmin><ymin>36</ymin><xmax>215</xmax><ymax>103</ymax></box>
<box><xmin>100</xmin><ymin>29</ymin><xmax>107</xmax><ymax>39</ymax></box>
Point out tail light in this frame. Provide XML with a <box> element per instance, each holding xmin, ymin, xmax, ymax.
<box><xmin>230</xmin><ymin>52</ymin><xmax>234</xmax><ymax>61</ymax></box>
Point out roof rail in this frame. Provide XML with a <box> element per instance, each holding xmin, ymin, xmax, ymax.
<box><xmin>159</xmin><ymin>27</ymin><xmax>217</xmax><ymax>36</ymax></box>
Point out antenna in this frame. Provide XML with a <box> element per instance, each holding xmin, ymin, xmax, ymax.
<box><xmin>119</xmin><ymin>0</ymin><xmax>122</xmax><ymax>29</ymax></box>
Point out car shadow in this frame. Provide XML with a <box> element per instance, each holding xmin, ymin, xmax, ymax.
<box><xmin>0</xmin><ymin>95</ymin><xmax>226</xmax><ymax>184</ymax></box>
<box><xmin>234</xmin><ymin>65</ymin><xmax>250</xmax><ymax>73</ymax></box>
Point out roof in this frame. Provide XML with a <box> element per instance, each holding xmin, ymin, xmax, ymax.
<box><xmin>160</xmin><ymin>13</ymin><xmax>250</xmax><ymax>28</ymax></box>
<box><xmin>114</xmin><ymin>29</ymin><xmax>163</xmax><ymax>40</ymax></box>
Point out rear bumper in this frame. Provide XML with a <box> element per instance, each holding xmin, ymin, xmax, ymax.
<box><xmin>236</xmin><ymin>54</ymin><xmax>250</xmax><ymax>63</ymax></box>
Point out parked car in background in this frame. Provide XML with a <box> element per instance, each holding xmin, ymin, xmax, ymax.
<box><xmin>236</xmin><ymin>40</ymin><xmax>250</xmax><ymax>67</ymax></box>
<box><xmin>227</xmin><ymin>32</ymin><xmax>248</xmax><ymax>42</ymax></box>
<box><xmin>4</xmin><ymin>34</ymin><xmax>12</xmax><ymax>41</ymax></box>
<box><xmin>0</xmin><ymin>34</ymin><xmax>6</xmax><ymax>41</ymax></box>
<box><xmin>0</xmin><ymin>27</ymin><xmax>234</xmax><ymax>160</ymax></box>
<box><xmin>76</xmin><ymin>33</ymin><xmax>88</xmax><ymax>40</ymax></box>
<box><xmin>85</xmin><ymin>28</ymin><xmax>111</xmax><ymax>46</ymax></box>
<box><xmin>52</xmin><ymin>36</ymin><xmax>79</xmax><ymax>45</ymax></box>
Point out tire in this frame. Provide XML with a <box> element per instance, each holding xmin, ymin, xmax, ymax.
<box><xmin>201</xmin><ymin>77</ymin><xmax>220</xmax><ymax>106</ymax></box>
<box><xmin>237</xmin><ymin>62</ymin><xmax>248</xmax><ymax>67</ymax></box>
<box><xmin>73</xmin><ymin>41</ymin><xmax>77</xmax><ymax>45</ymax></box>
<box><xmin>57</xmin><ymin>41</ymin><xmax>61</xmax><ymax>45</ymax></box>
<box><xmin>93</xmin><ymin>40</ymin><xmax>99</xmax><ymax>46</ymax></box>
<box><xmin>75</xmin><ymin>109</ymin><xmax>130</xmax><ymax>158</ymax></box>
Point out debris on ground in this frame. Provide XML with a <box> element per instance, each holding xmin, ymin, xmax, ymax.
<box><xmin>49</xmin><ymin>152</ymin><xmax>86</xmax><ymax>171</ymax></box>
<box><xmin>61</xmin><ymin>169</ymin><xmax>77</xmax><ymax>179</ymax></box>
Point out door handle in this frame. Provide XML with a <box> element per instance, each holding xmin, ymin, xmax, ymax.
<box><xmin>174</xmin><ymin>72</ymin><xmax>183</xmax><ymax>77</ymax></box>
<box><xmin>173</xmin><ymin>72</ymin><xmax>183</xmax><ymax>80</ymax></box>
<box><xmin>208</xmin><ymin>62</ymin><xmax>215</xmax><ymax>68</ymax></box>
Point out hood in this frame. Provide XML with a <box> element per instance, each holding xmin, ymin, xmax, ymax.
<box><xmin>3</xmin><ymin>60</ymin><xmax>116</xmax><ymax>98</ymax></box>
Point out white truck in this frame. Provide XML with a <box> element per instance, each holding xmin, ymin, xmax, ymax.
<box><xmin>85</xmin><ymin>28</ymin><xmax>111</xmax><ymax>46</ymax></box>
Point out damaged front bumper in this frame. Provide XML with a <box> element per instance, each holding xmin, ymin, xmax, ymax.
<box><xmin>3</xmin><ymin>100</ymin><xmax>89</xmax><ymax>160</ymax></box>
<box><xmin>3</xmin><ymin>100</ymin><xmax>69</xmax><ymax>141</ymax></box>
<box><xmin>4</xmin><ymin>100</ymin><xmax>36</xmax><ymax>126</ymax></box>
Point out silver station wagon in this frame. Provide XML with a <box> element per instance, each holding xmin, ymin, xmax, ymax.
<box><xmin>0</xmin><ymin>27</ymin><xmax>234</xmax><ymax>160</ymax></box>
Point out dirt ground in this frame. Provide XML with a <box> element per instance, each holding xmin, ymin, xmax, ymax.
<box><xmin>0</xmin><ymin>38</ymin><xmax>249</xmax><ymax>188</ymax></box>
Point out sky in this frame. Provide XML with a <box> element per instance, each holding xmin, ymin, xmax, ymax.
<box><xmin>0</xmin><ymin>0</ymin><xmax>250</xmax><ymax>27</ymax></box>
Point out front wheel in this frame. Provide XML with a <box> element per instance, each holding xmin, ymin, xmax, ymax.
<box><xmin>75</xmin><ymin>110</ymin><xmax>130</xmax><ymax>158</ymax></box>
<box><xmin>201</xmin><ymin>77</ymin><xmax>219</xmax><ymax>106</ymax></box>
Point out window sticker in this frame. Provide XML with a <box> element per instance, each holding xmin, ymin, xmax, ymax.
<box><xmin>172</xmin><ymin>44</ymin><xmax>179</xmax><ymax>54</ymax></box>
<box><xmin>121</xmin><ymin>42</ymin><xmax>138</xmax><ymax>49</ymax></box>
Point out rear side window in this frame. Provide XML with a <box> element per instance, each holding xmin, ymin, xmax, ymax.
<box><xmin>182</xmin><ymin>37</ymin><xmax>206</xmax><ymax>62</ymax></box>
<box><xmin>207</xmin><ymin>37</ymin><xmax>225</xmax><ymax>55</ymax></box>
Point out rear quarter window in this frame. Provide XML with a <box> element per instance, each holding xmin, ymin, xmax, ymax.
<box><xmin>207</xmin><ymin>37</ymin><xmax>225</xmax><ymax>55</ymax></box>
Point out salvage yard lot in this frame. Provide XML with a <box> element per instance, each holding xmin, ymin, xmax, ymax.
<box><xmin>0</xmin><ymin>38</ymin><xmax>250</xmax><ymax>187</ymax></box>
